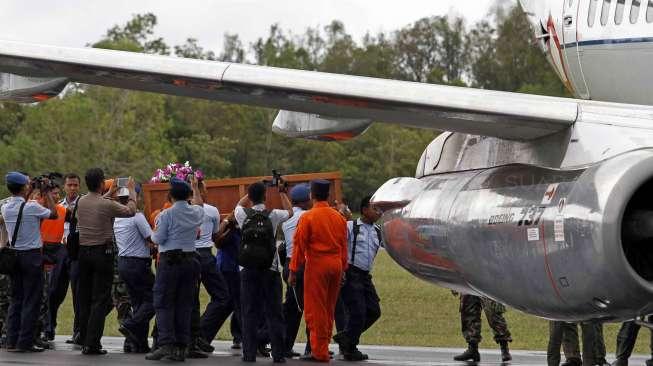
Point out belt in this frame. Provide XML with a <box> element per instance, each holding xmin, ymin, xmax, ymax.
<box><xmin>160</xmin><ymin>250</ymin><xmax>195</xmax><ymax>259</ymax></box>
<box><xmin>43</xmin><ymin>242</ymin><xmax>64</xmax><ymax>246</ymax></box>
<box><xmin>119</xmin><ymin>256</ymin><xmax>151</xmax><ymax>261</ymax></box>
<box><xmin>348</xmin><ymin>266</ymin><xmax>370</xmax><ymax>276</ymax></box>
<box><xmin>17</xmin><ymin>248</ymin><xmax>41</xmax><ymax>253</ymax></box>
<box><xmin>197</xmin><ymin>247</ymin><xmax>213</xmax><ymax>253</ymax></box>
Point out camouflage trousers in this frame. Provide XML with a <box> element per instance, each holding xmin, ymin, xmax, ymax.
<box><xmin>34</xmin><ymin>269</ymin><xmax>52</xmax><ymax>340</ymax></box>
<box><xmin>0</xmin><ymin>274</ymin><xmax>9</xmax><ymax>336</ymax></box>
<box><xmin>459</xmin><ymin>294</ymin><xmax>512</xmax><ymax>344</ymax></box>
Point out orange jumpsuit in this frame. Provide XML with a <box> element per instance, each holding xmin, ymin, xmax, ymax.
<box><xmin>290</xmin><ymin>201</ymin><xmax>348</xmax><ymax>362</ymax></box>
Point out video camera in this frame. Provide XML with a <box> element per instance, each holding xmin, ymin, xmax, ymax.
<box><xmin>31</xmin><ymin>172</ymin><xmax>63</xmax><ymax>192</ymax></box>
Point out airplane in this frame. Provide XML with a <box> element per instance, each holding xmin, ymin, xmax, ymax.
<box><xmin>0</xmin><ymin>0</ymin><xmax>652</xmax><ymax>322</ymax></box>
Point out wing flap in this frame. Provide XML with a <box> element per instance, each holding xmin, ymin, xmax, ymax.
<box><xmin>0</xmin><ymin>40</ymin><xmax>578</xmax><ymax>140</ymax></box>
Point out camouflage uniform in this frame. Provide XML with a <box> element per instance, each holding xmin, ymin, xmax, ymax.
<box><xmin>34</xmin><ymin>269</ymin><xmax>52</xmax><ymax>342</ymax></box>
<box><xmin>459</xmin><ymin>294</ymin><xmax>512</xmax><ymax>344</ymax></box>
<box><xmin>547</xmin><ymin>321</ymin><xmax>581</xmax><ymax>366</ymax></box>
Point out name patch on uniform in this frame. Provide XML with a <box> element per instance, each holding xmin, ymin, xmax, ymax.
<box><xmin>554</xmin><ymin>215</ymin><xmax>565</xmax><ymax>242</ymax></box>
<box><xmin>527</xmin><ymin>227</ymin><xmax>540</xmax><ymax>242</ymax></box>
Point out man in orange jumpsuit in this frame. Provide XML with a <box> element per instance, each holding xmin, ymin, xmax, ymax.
<box><xmin>289</xmin><ymin>180</ymin><xmax>348</xmax><ymax>362</ymax></box>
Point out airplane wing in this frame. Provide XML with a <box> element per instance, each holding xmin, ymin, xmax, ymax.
<box><xmin>0</xmin><ymin>40</ymin><xmax>578</xmax><ymax>140</ymax></box>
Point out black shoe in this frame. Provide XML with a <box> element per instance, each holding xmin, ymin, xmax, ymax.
<box><xmin>344</xmin><ymin>349</ymin><xmax>369</xmax><ymax>361</ymax></box>
<box><xmin>146</xmin><ymin>344</ymin><xmax>174</xmax><ymax>361</ymax></box>
<box><xmin>82</xmin><ymin>346</ymin><xmax>108</xmax><ymax>355</ymax></box>
<box><xmin>453</xmin><ymin>343</ymin><xmax>480</xmax><ymax>362</ymax></box>
<box><xmin>257</xmin><ymin>344</ymin><xmax>271</xmax><ymax>358</ymax></box>
<box><xmin>170</xmin><ymin>346</ymin><xmax>187</xmax><ymax>362</ymax></box>
<box><xmin>274</xmin><ymin>357</ymin><xmax>286</xmax><ymax>363</ymax></box>
<box><xmin>499</xmin><ymin>341</ymin><xmax>511</xmax><ymax>362</ymax></box>
<box><xmin>242</xmin><ymin>355</ymin><xmax>256</xmax><ymax>362</ymax></box>
<box><xmin>561</xmin><ymin>358</ymin><xmax>582</xmax><ymax>366</ymax></box>
<box><xmin>186</xmin><ymin>346</ymin><xmax>208</xmax><ymax>359</ymax></box>
<box><xmin>284</xmin><ymin>351</ymin><xmax>301</xmax><ymax>358</ymax></box>
<box><xmin>646</xmin><ymin>358</ymin><xmax>653</xmax><ymax>366</ymax></box>
<box><xmin>8</xmin><ymin>346</ymin><xmax>46</xmax><ymax>353</ymax></box>
<box><xmin>196</xmin><ymin>337</ymin><xmax>215</xmax><ymax>353</ymax></box>
<box><xmin>33</xmin><ymin>338</ymin><xmax>51</xmax><ymax>350</ymax></box>
<box><xmin>232</xmin><ymin>341</ymin><xmax>242</xmax><ymax>350</ymax></box>
<box><xmin>119</xmin><ymin>325</ymin><xmax>140</xmax><ymax>347</ymax></box>
<box><xmin>134</xmin><ymin>345</ymin><xmax>151</xmax><ymax>354</ymax></box>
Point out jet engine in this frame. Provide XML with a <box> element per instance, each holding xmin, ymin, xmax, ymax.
<box><xmin>0</xmin><ymin>73</ymin><xmax>68</xmax><ymax>103</ymax></box>
<box><xmin>374</xmin><ymin>149</ymin><xmax>653</xmax><ymax>321</ymax></box>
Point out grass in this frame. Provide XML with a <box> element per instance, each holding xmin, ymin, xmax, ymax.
<box><xmin>54</xmin><ymin>251</ymin><xmax>652</xmax><ymax>354</ymax></box>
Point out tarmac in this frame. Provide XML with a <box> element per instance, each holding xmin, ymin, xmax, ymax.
<box><xmin>0</xmin><ymin>337</ymin><xmax>649</xmax><ymax>366</ymax></box>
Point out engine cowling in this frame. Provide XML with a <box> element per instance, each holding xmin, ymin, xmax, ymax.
<box><xmin>0</xmin><ymin>73</ymin><xmax>68</xmax><ymax>103</ymax></box>
<box><xmin>375</xmin><ymin>149</ymin><xmax>653</xmax><ymax>321</ymax></box>
<box><xmin>272</xmin><ymin>110</ymin><xmax>372</xmax><ymax>141</ymax></box>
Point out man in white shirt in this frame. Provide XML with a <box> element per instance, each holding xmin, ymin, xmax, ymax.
<box><xmin>114</xmin><ymin>188</ymin><xmax>155</xmax><ymax>354</ymax></box>
<box><xmin>235</xmin><ymin>181</ymin><xmax>292</xmax><ymax>363</ymax></box>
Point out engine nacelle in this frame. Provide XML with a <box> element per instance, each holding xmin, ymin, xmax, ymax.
<box><xmin>375</xmin><ymin>149</ymin><xmax>653</xmax><ymax>321</ymax></box>
<box><xmin>272</xmin><ymin>110</ymin><xmax>372</xmax><ymax>141</ymax></box>
<box><xmin>0</xmin><ymin>73</ymin><xmax>68</xmax><ymax>103</ymax></box>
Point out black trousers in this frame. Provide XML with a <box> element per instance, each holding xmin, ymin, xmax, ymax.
<box><xmin>282</xmin><ymin>262</ymin><xmax>307</xmax><ymax>353</ymax></box>
<box><xmin>193</xmin><ymin>248</ymin><xmax>231</xmax><ymax>342</ymax></box>
<box><xmin>240</xmin><ymin>268</ymin><xmax>285</xmax><ymax>360</ymax></box>
<box><xmin>340</xmin><ymin>267</ymin><xmax>381</xmax><ymax>347</ymax></box>
<box><xmin>69</xmin><ymin>258</ymin><xmax>81</xmax><ymax>336</ymax></box>
<box><xmin>154</xmin><ymin>254</ymin><xmax>200</xmax><ymax>347</ymax></box>
<box><xmin>43</xmin><ymin>244</ymin><xmax>69</xmax><ymax>337</ymax></box>
<box><xmin>222</xmin><ymin>270</ymin><xmax>242</xmax><ymax>343</ymax></box>
<box><xmin>615</xmin><ymin>320</ymin><xmax>653</xmax><ymax>361</ymax></box>
<box><xmin>7</xmin><ymin>249</ymin><xmax>42</xmax><ymax>349</ymax></box>
<box><xmin>118</xmin><ymin>256</ymin><xmax>155</xmax><ymax>346</ymax></box>
<box><xmin>78</xmin><ymin>245</ymin><xmax>114</xmax><ymax>349</ymax></box>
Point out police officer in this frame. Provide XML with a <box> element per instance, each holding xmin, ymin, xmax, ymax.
<box><xmin>281</xmin><ymin>184</ymin><xmax>312</xmax><ymax>358</ymax></box>
<box><xmin>60</xmin><ymin>173</ymin><xmax>82</xmax><ymax>346</ymax></box>
<box><xmin>333</xmin><ymin>195</ymin><xmax>382</xmax><ymax>361</ymax></box>
<box><xmin>146</xmin><ymin>177</ymin><xmax>203</xmax><ymax>361</ymax></box>
<box><xmin>453</xmin><ymin>295</ymin><xmax>512</xmax><ymax>362</ymax></box>
<box><xmin>215</xmin><ymin>213</ymin><xmax>243</xmax><ymax>350</ymax></box>
<box><xmin>3</xmin><ymin>171</ymin><xmax>58</xmax><ymax>352</ymax></box>
<box><xmin>0</xmin><ymin>195</ymin><xmax>12</xmax><ymax>347</ymax></box>
<box><xmin>114</xmin><ymin>187</ymin><xmax>155</xmax><ymax>353</ymax></box>
<box><xmin>612</xmin><ymin>320</ymin><xmax>653</xmax><ymax>366</ymax></box>
<box><xmin>548</xmin><ymin>321</ymin><xmax>582</xmax><ymax>366</ymax></box>
<box><xmin>235</xmin><ymin>181</ymin><xmax>293</xmax><ymax>363</ymax></box>
<box><xmin>192</xmin><ymin>180</ymin><xmax>232</xmax><ymax>355</ymax></box>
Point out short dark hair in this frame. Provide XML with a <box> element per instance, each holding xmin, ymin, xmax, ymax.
<box><xmin>360</xmin><ymin>195</ymin><xmax>373</xmax><ymax>214</ymax></box>
<box><xmin>7</xmin><ymin>183</ymin><xmax>24</xmax><ymax>195</ymax></box>
<box><xmin>248</xmin><ymin>182</ymin><xmax>266</xmax><ymax>204</ymax></box>
<box><xmin>85</xmin><ymin>168</ymin><xmax>105</xmax><ymax>192</ymax></box>
<box><xmin>313</xmin><ymin>190</ymin><xmax>329</xmax><ymax>201</ymax></box>
<box><xmin>170</xmin><ymin>185</ymin><xmax>191</xmax><ymax>201</ymax></box>
<box><xmin>64</xmin><ymin>173</ymin><xmax>80</xmax><ymax>182</ymax></box>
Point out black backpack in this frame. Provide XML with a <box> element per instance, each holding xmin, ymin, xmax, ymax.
<box><xmin>239</xmin><ymin>208</ymin><xmax>275</xmax><ymax>269</ymax></box>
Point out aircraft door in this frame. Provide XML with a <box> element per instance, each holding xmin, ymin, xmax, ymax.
<box><xmin>561</xmin><ymin>0</ymin><xmax>590</xmax><ymax>98</ymax></box>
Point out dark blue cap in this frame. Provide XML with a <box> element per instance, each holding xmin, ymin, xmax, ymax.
<box><xmin>310</xmin><ymin>179</ymin><xmax>331</xmax><ymax>197</ymax></box>
<box><xmin>290</xmin><ymin>183</ymin><xmax>310</xmax><ymax>202</ymax></box>
<box><xmin>170</xmin><ymin>177</ymin><xmax>191</xmax><ymax>197</ymax></box>
<box><xmin>5</xmin><ymin>172</ymin><xmax>28</xmax><ymax>186</ymax></box>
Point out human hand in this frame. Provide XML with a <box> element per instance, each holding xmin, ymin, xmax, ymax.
<box><xmin>127</xmin><ymin>176</ymin><xmax>136</xmax><ymax>191</ymax></box>
<box><xmin>190</xmin><ymin>174</ymin><xmax>199</xmax><ymax>190</ymax></box>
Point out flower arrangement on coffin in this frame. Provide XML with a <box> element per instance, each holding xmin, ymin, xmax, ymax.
<box><xmin>150</xmin><ymin>161</ymin><xmax>204</xmax><ymax>183</ymax></box>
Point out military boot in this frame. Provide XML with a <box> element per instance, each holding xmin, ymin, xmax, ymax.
<box><xmin>145</xmin><ymin>344</ymin><xmax>174</xmax><ymax>361</ymax></box>
<box><xmin>499</xmin><ymin>341</ymin><xmax>511</xmax><ymax>362</ymax></box>
<box><xmin>453</xmin><ymin>342</ymin><xmax>480</xmax><ymax>362</ymax></box>
<box><xmin>172</xmin><ymin>345</ymin><xmax>187</xmax><ymax>362</ymax></box>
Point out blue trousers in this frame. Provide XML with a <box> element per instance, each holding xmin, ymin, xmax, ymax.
<box><xmin>195</xmin><ymin>248</ymin><xmax>231</xmax><ymax>342</ymax></box>
<box><xmin>69</xmin><ymin>258</ymin><xmax>80</xmax><ymax>335</ymax></box>
<box><xmin>118</xmin><ymin>257</ymin><xmax>155</xmax><ymax>346</ymax></box>
<box><xmin>222</xmin><ymin>270</ymin><xmax>242</xmax><ymax>343</ymax></box>
<box><xmin>340</xmin><ymin>267</ymin><xmax>380</xmax><ymax>347</ymax></box>
<box><xmin>240</xmin><ymin>268</ymin><xmax>285</xmax><ymax>360</ymax></box>
<box><xmin>7</xmin><ymin>249</ymin><xmax>43</xmax><ymax>349</ymax></box>
<box><xmin>43</xmin><ymin>244</ymin><xmax>69</xmax><ymax>337</ymax></box>
<box><xmin>154</xmin><ymin>255</ymin><xmax>200</xmax><ymax>347</ymax></box>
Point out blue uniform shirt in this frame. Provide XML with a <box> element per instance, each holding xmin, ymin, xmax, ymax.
<box><xmin>195</xmin><ymin>204</ymin><xmax>220</xmax><ymax>249</ymax></box>
<box><xmin>217</xmin><ymin>228</ymin><xmax>241</xmax><ymax>272</ymax></box>
<box><xmin>2</xmin><ymin>196</ymin><xmax>51</xmax><ymax>251</ymax></box>
<box><xmin>114</xmin><ymin>212</ymin><xmax>153</xmax><ymax>258</ymax></box>
<box><xmin>346</xmin><ymin>218</ymin><xmax>383</xmax><ymax>272</ymax></box>
<box><xmin>281</xmin><ymin>207</ymin><xmax>306</xmax><ymax>259</ymax></box>
<box><xmin>152</xmin><ymin>201</ymin><xmax>204</xmax><ymax>253</ymax></box>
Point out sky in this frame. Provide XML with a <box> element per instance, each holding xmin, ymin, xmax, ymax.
<box><xmin>0</xmin><ymin>0</ymin><xmax>500</xmax><ymax>54</ymax></box>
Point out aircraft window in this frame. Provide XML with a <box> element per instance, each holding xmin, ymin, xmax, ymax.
<box><xmin>601</xmin><ymin>0</ymin><xmax>612</xmax><ymax>25</ymax></box>
<box><xmin>631</xmin><ymin>0</ymin><xmax>641</xmax><ymax>23</ymax></box>
<box><xmin>647</xmin><ymin>0</ymin><xmax>653</xmax><ymax>22</ymax></box>
<box><xmin>589</xmin><ymin>0</ymin><xmax>599</xmax><ymax>26</ymax></box>
<box><xmin>615</xmin><ymin>0</ymin><xmax>626</xmax><ymax>24</ymax></box>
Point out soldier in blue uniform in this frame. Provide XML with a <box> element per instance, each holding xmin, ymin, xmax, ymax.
<box><xmin>146</xmin><ymin>177</ymin><xmax>203</xmax><ymax>361</ymax></box>
<box><xmin>333</xmin><ymin>195</ymin><xmax>382</xmax><ymax>361</ymax></box>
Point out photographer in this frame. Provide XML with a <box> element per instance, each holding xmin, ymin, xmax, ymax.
<box><xmin>76</xmin><ymin>168</ymin><xmax>137</xmax><ymax>355</ymax></box>
<box><xmin>2</xmin><ymin>172</ymin><xmax>57</xmax><ymax>352</ymax></box>
<box><xmin>235</xmin><ymin>179</ymin><xmax>292</xmax><ymax>363</ymax></box>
